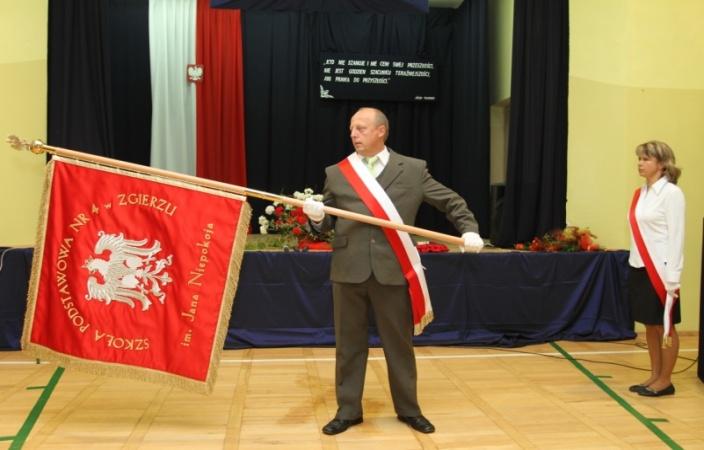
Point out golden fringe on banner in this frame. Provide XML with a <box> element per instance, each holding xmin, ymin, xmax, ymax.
<box><xmin>21</xmin><ymin>157</ymin><xmax>252</xmax><ymax>395</ymax></box>
<box><xmin>413</xmin><ymin>311</ymin><xmax>435</xmax><ymax>337</ymax></box>
<box><xmin>206</xmin><ymin>199</ymin><xmax>251</xmax><ymax>393</ymax></box>
<box><xmin>21</xmin><ymin>159</ymin><xmax>57</xmax><ymax>361</ymax></box>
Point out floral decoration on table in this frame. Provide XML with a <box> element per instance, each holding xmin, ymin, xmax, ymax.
<box><xmin>253</xmin><ymin>188</ymin><xmax>333</xmax><ymax>251</ymax></box>
<box><xmin>514</xmin><ymin>226</ymin><xmax>601</xmax><ymax>252</ymax></box>
<box><xmin>415</xmin><ymin>242</ymin><xmax>449</xmax><ymax>253</ymax></box>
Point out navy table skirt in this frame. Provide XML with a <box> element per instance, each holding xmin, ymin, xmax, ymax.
<box><xmin>1</xmin><ymin>247</ymin><xmax>636</xmax><ymax>350</ymax></box>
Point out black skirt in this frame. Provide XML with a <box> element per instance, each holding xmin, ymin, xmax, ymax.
<box><xmin>628</xmin><ymin>267</ymin><xmax>681</xmax><ymax>325</ymax></box>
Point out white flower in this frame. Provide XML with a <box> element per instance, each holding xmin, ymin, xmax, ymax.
<box><xmin>258</xmin><ymin>215</ymin><xmax>269</xmax><ymax>226</ymax></box>
<box><xmin>264</xmin><ymin>205</ymin><xmax>275</xmax><ymax>215</ymax></box>
<box><xmin>293</xmin><ymin>191</ymin><xmax>304</xmax><ymax>200</ymax></box>
<box><xmin>259</xmin><ymin>225</ymin><xmax>268</xmax><ymax>234</ymax></box>
<box><xmin>304</xmin><ymin>188</ymin><xmax>314</xmax><ymax>195</ymax></box>
<box><xmin>313</xmin><ymin>194</ymin><xmax>323</xmax><ymax>201</ymax></box>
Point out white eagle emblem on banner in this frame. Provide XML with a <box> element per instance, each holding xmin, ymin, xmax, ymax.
<box><xmin>83</xmin><ymin>232</ymin><xmax>174</xmax><ymax>311</ymax></box>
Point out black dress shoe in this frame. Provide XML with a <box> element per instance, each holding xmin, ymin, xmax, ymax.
<box><xmin>397</xmin><ymin>415</ymin><xmax>435</xmax><ymax>433</ymax></box>
<box><xmin>322</xmin><ymin>417</ymin><xmax>363</xmax><ymax>435</ymax></box>
<box><xmin>628</xmin><ymin>384</ymin><xmax>648</xmax><ymax>393</ymax></box>
<box><xmin>638</xmin><ymin>384</ymin><xmax>675</xmax><ymax>397</ymax></box>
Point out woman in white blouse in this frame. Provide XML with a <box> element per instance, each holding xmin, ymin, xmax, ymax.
<box><xmin>627</xmin><ymin>140</ymin><xmax>685</xmax><ymax>397</ymax></box>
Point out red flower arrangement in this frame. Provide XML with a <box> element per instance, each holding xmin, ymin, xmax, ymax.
<box><xmin>416</xmin><ymin>242</ymin><xmax>449</xmax><ymax>253</ymax></box>
<box><xmin>514</xmin><ymin>226</ymin><xmax>601</xmax><ymax>252</ymax></box>
<box><xmin>257</xmin><ymin>189</ymin><xmax>333</xmax><ymax>250</ymax></box>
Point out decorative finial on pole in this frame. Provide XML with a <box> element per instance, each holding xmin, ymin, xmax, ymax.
<box><xmin>6</xmin><ymin>135</ymin><xmax>47</xmax><ymax>155</ymax></box>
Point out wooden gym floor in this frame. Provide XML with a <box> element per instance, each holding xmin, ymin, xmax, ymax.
<box><xmin>0</xmin><ymin>333</ymin><xmax>702</xmax><ymax>449</ymax></box>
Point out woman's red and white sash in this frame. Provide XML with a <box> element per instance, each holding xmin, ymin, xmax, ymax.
<box><xmin>628</xmin><ymin>188</ymin><xmax>677</xmax><ymax>341</ymax></box>
<box><xmin>337</xmin><ymin>154</ymin><xmax>433</xmax><ymax>335</ymax></box>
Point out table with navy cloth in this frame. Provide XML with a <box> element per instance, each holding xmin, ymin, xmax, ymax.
<box><xmin>226</xmin><ymin>249</ymin><xmax>636</xmax><ymax>348</ymax></box>
<box><xmin>1</xmin><ymin>247</ymin><xmax>637</xmax><ymax>351</ymax></box>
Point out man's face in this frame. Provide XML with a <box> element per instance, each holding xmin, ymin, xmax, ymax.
<box><xmin>349</xmin><ymin>110</ymin><xmax>385</xmax><ymax>157</ymax></box>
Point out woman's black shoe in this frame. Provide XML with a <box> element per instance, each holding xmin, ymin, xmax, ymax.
<box><xmin>638</xmin><ymin>384</ymin><xmax>675</xmax><ymax>397</ymax></box>
<box><xmin>628</xmin><ymin>384</ymin><xmax>648</xmax><ymax>393</ymax></box>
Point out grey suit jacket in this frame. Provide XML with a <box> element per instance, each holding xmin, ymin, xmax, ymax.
<box><xmin>318</xmin><ymin>149</ymin><xmax>478</xmax><ymax>285</ymax></box>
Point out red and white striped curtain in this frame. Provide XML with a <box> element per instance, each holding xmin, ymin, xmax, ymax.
<box><xmin>148</xmin><ymin>0</ymin><xmax>246</xmax><ymax>185</ymax></box>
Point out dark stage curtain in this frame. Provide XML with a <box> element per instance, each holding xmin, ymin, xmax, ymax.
<box><xmin>494</xmin><ymin>0</ymin><xmax>569</xmax><ymax>247</ymax></box>
<box><xmin>105</xmin><ymin>0</ymin><xmax>152</xmax><ymax>165</ymax></box>
<box><xmin>212</xmin><ymin>0</ymin><xmax>429</xmax><ymax>14</ymax></box>
<box><xmin>47</xmin><ymin>0</ymin><xmax>151</xmax><ymax>163</ymax></box>
<box><xmin>48</xmin><ymin>0</ymin><xmax>113</xmax><ymax>155</ymax></box>
<box><xmin>241</xmin><ymin>0</ymin><xmax>489</xmax><ymax>235</ymax></box>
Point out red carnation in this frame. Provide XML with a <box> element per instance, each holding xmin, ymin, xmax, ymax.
<box><xmin>529</xmin><ymin>237</ymin><xmax>544</xmax><ymax>251</ymax></box>
<box><xmin>578</xmin><ymin>233</ymin><xmax>592</xmax><ymax>251</ymax></box>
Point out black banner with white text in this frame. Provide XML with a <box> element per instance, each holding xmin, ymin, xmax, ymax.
<box><xmin>320</xmin><ymin>53</ymin><xmax>437</xmax><ymax>102</ymax></box>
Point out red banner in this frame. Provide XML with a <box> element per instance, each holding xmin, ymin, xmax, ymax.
<box><xmin>22</xmin><ymin>157</ymin><xmax>251</xmax><ymax>393</ymax></box>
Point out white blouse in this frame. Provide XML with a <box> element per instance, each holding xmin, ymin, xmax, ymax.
<box><xmin>628</xmin><ymin>176</ymin><xmax>685</xmax><ymax>284</ymax></box>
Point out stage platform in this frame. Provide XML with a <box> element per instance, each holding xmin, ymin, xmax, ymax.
<box><xmin>0</xmin><ymin>247</ymin><xmax>636</xmax><ymax>350</ymax></box>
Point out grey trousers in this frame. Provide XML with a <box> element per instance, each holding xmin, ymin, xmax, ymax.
<box><xmin>332</xmin><ymin>276</ymin><xmax>421</xmax><ymax>419</ymax></box>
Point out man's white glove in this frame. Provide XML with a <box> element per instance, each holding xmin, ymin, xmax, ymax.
<box><xmin>460</xmin><ymin>231</ymin><xmax>484</xmax><ymax>253</ymax></box>
<box><xmin>665</xmin><ymin>281</ymin><xmax>680</xmax><ymax>298</ymax></box>
<box><xmin>302</xmin><ymin>198</ymin><xmax>325</xmax><ymax>222</ymax></box>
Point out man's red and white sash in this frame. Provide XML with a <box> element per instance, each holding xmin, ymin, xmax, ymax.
<box><xmin>337</xmin><ymin>154</ymin><xmax>433</xmax><ymax>335</ymax></box>
<box><xmin>628</xmin><ymin>188</ymin><xmax>677</xmax><ymax>339</ymax></box>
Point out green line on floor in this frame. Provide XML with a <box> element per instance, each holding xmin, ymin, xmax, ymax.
<box><xmin>596</xmin><ymin>375</ymin><xmax>612</xmax><ymax>378</ymax></box>
<box><xmin>550</xmin><ymin>342</ymin><xmax>682</xmax><ymax>450</ymax></box>
<box><xmin>0</xmin><ymin>435</ymin><xmax>16</xmax><ymax>441</ymax></box>
<box><xmin>26</xmin><ymin>386</ymin><xmax>46</xmax><ymax>390</ymax></box>
<box><xmin>650</xmin><ymin>418</ymin><xmax>669</xmax><ymax>423</ymax></box>
<box><xmin>10</xmin><ymin>366</ymin><xmax>64</xmax><ymax>450</ymax></box>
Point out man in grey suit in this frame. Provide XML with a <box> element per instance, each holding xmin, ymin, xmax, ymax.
<box><xmin>303</xmin><ymin>107</ymin><xmax>483</xmax><ymax>435</ymax></box>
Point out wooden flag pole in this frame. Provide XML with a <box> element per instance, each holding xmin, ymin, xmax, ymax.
<box><xmin>7</xmin><ymin>135</ymin><xmax>465</xmax><ymax>247</ymax></box>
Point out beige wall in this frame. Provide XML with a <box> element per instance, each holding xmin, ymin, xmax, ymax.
<box><xmin>0</xmin><ymin>1</ymin><xmax>48</xmax><ymax>246</ymax></box>
<box><xmin>569</xmin><ymin>0</ymin><xmax>704</xmax><ymax>331</ymax></box>
<box><xmin>488</xmin><ymin>0</ymin><xmax>513</xmax><ymax>105</ymax></box>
